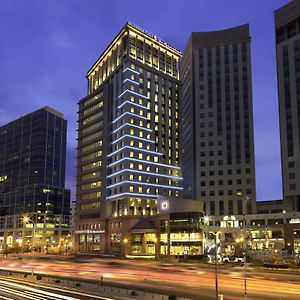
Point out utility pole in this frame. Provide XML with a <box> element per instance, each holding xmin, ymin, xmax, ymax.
<box><xmin>209</xmin><ymin>231</ymin><xmax>222</xmax><ymax>300</ymax></box>
<box><xmin>237</xmin><ymin>191</ymin><xmax>249</xmax><ymax>300</ymax></box>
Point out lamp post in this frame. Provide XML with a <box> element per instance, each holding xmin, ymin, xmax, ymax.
<box><xmin>237</xmin><ymin>191</ymin><xmax>250</xmax><ymax>300</ymax></box>
<box><xmin>209</xmin><ymin>230</ymin><xmax>222</xmax><ymax>300</ymax></box>
<box><xmin>202</xmin><ymin>215</ymin><xmax>210</xmax><ymax>252</ymax></box>
<box><xmin>123</xmin><ymin>238</ymin><xmax>128</xmax><ymax>257</ymax></box>
<box><xmin>22</xmin><ymin>216</ymin><xmax>36</xmax><ymax>252</ymax></box>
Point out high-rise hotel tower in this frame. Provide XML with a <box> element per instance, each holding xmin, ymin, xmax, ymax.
<box><xmin>76</xmin><ymin>22</ymin><xmax>183</xmax><ymax>253</ymax></box>
<box><xmin>275</xmin><ymin>0</ymin><xmax>300</xmax><ymax>207</ymax></box>
<box><xmin>180</xmin><ymin>25</ymin><xmax>257</xmax><ymax>216</ymax></box>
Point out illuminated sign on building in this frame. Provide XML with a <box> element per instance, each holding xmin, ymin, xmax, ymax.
<box><xmin>0</xmin><ymin>175</ymin><xmax>7</xmax><ymax>182</ymax></box>
<box><xmin>75</xmin><ymin>230</ymin><xmax>105</xmax><ymax>234</ymax></box>
<box><xmin>161</xmin><ymin>200</ymin><xmax>169</xmax><ymax>211</ymax></box>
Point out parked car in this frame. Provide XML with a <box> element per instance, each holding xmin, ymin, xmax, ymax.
<box><xmin>222</xmin><ymin>256</ymin><xmax>245</xmax><ymax>263</ymax></box>
<box><xmin>233</xmin><ymin>256</ymin><xmax>245</xmax><ymax>263</ymax></box>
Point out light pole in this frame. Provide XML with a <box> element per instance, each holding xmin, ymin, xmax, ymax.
<box><xmin>202</xmin><ymin>215</ymin><xmax>210</xmax><ymax>253</ymax></box>
<box><xmin>123</xmin><ymin>238</ymin><xmax>128</xmax><ymax>257</ymax></box>
<box><xmin>237</xmin><ymin>191</ymin><xmax>250</xmax><ymax>300</ymax></box>
<box><xmin>209</xmin><ymin>230</ymin><xmax>222</xmax><ymax>300</ymax></box>
<box><xmin>22</xmin><ymin>216</ymin><xmax>36</xmax><ymax>252</ymax></box>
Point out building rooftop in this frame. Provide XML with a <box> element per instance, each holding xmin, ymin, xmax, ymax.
<box><xmin>275</xmin><ymin>0</ymin><xmax>300</xmax><ymax>28</ymax></box>
<box><xmin>0</xmin><ymin>106</ymin><xmax>64</xmax><ymax>129</ymax></box>
<box><xmin>86</xmin><ymin>21</ymin><xmax>181</xmax><ymax>77</ymax></box>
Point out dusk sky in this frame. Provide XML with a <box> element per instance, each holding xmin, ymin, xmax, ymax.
<box><xmin>0</xmin><ymin>0</ymin><xmax>291</xmax><ymax>202</ymax></box>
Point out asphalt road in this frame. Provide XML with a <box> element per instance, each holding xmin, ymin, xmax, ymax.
<box><xmin>0</xmin><ymin>276</ymin><xmax>116</xmax><ymax>300</ymax></box>
<box><xmin>0</xmin><ymin>255</ymin><xmax>300</xmax><ymax>299</ymax></box>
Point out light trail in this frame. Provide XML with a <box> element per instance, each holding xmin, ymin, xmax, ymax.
<box><xmin>0</xmin><ymin>276</ymin><xmax>115</xmax><ymax>300</ymax></box>
<box><xmin>1</xmin><ymin>257</ymin><xmax>300</xmax><ymax>299</ymax></box>
<box><xmin>0</xmin><ymin>279</ymin><xmax>78</xmax><ymax>300</ymax></box>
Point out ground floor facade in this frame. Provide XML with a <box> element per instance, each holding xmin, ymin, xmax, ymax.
<box><xmin>0</xmin><ymin>213</ymin><xmax>72</xmax><ymax>253</ymax></box>
<box><xmin>75</xmin><ymin>212</ymin><xmax>204</xmax><ymax>257</ymax></box>
<box><xmin>75</xmin><ymin>198</ymin><xmax>204</xmax><ymax>257</ymax></box>
<box><xmin>205</xmin><ymin>212</ymin><xmax>300</xmax><ymax>257</ymax></box>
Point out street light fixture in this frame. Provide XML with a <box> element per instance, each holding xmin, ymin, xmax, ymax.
<box><xmin>22</xmin><ymin>215</ymin><xmax>36</xmax><ymax>252</ymax></box>
<box><xmin>201</xmin><ymin>215</ymin><xmax>210</xmax><ymax>253</ymax></box>
<box><xmin>209</xmin><ymin>230</ymin><xmax>222</xmax><ymax>300</ymax></box>
<box><xmin>123</xmin><ymin>238</ymin><xmax>128</xmax><ymax>257</ymax></box>
<box><xmin>203</xmin><ymin>215</ymin><xmax>210</xmax><ymax>225</ymax></box>
<box><xmin>236</xmin><ymin>191</ymin><xmax>250</xmax><ymax>300</ymax></box>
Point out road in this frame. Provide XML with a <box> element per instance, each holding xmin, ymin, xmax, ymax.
<box><xmin>0</xmin><ymin>255</ymin><xmax>300</xmax><ymax>299</ymax></box>
<box><xmin>0</xmin><ymin>275</ymin><xmax>116</xmax><ymax>300</ymax></box>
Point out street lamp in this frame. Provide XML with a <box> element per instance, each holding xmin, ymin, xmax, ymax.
<box><xmin>209</xmin><ymin>230</ymin><xmax>222</xmax><ymax>300</ymax></box>
<box><xmin>237</xmin><ymin>191</ymin><xmax>250</xmax><ymax>300</ymax></box>
<box><xmin>201</xmin><ymin>215</ymin><xmax>210</xmax><ymax>254</ymax></box>
<box><xmin>123</xmin><ymin>238</ymin><xmax>128</xmax><ymax>257</ymax></box>
<box><xmin>22</xmin><ymin>216</ymin><xmax>36</xmax><ymax>252</ymax></box>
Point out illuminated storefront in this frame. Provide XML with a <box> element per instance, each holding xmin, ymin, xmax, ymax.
<box><xmin>0</xmin><ymin>214</ymin><xmax>71</xmax><ymax>253</ymax></box>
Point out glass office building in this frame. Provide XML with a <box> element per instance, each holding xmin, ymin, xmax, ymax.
<box><xmin>0</xmin><ymin>107</ymin><xmax>70</xmax><ymax>252</ymax></box>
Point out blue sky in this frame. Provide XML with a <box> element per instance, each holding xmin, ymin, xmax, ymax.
<box><xmin>0</xmin><ymin>0</ymin><xmax>290</xmax><ymax>201</ymax></box>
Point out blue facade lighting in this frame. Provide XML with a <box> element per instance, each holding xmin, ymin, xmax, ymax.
<box><xmin>107</xmin><ymin>180</ymin><xmax>183</xmax><ymax>190</ymax></box>
<box><xmin>122</xmin><ymin>67</ymin><xmax>140</xmax><ymax>75</ymax></box>
<box><xmin>117</xmin><ymin>100</ymin><xmax>147</xmax><ymax>110</ymax></box>
<box><xmin>112</xmin><ymin>112</ymin><xmax>148</xmax><ymax>124</ymax></box>
<box><xmin>107</xmin><ymin>169</ymin><xmax>183</xmax><ymax>180</ymax></box>
<box><xmin>108</xmin><ymin>157</ymin><xmax>180</xmax><ymax>169</ymax></box>
<box><xmin>107</xmin><ymin>146</ymin><xmax>162</xmax><ymax>158</ymax></box>
<box><xmin>112</xmin><ymin>123</ymin><xmax>152</xmax><ymax>134</ymax></box>
<box><xmin>117</xmin><ymin>89</ymin><xmax>149</xmax><ymax>99</ymax></box>
<box><xmin>111</xmin><ymin>134</ymin><xmax>154</xmax><ymax>145</ymax></box>
<box><xmin>107</xmin><ymin>192</ymin><xmax>157</xmax><ymax>200</ymax></box>
<box><xmin>123</xmin><ymin>78</ymin><xmax>139</xmax><ymax>85</ymax></box>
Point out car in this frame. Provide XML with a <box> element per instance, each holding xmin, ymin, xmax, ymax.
<box><xmin>222</xmin><ymin>256</ymin><xmax>245</xmax><ymax>263</ymax></box>
<box><xmin>234</xmin><ymin>256</ymin><xmax>245</xmax><ymax>263</ymax></box>
<box><xmin>222</xmin><ymin>256</ymin><xmax>231</xmax><ymax>263</ymax></box>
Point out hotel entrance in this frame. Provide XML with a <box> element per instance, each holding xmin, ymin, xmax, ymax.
<box><xmin>130</xmin><ymin>219</ymin><xmax>157</xmax><ymax>257</ymax></box>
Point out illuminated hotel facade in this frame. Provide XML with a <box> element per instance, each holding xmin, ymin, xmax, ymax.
<box><xmin>75</xmin><ymin>22</ymin><xmax>205</xmax><ymax>256</ymax></box>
